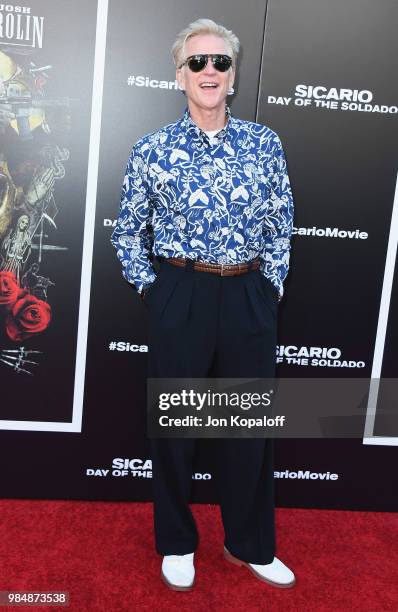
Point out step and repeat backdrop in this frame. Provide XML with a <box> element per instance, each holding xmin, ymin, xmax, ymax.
<box><xmin>1</xmin><ymin>0</ymin><xmax>397</xmax><ymax>509</ymax></box>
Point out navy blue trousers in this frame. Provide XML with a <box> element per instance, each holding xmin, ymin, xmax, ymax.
<box><xmin>146</xmin><ymin>258</ymin><xmax>278</xmax><ymax>564</ymax></box>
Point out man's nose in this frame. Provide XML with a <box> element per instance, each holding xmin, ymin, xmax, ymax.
<box><xmin>202</xmin><ymin>57</ymin><xmax>217</xmax><ymax>75</ymax></box>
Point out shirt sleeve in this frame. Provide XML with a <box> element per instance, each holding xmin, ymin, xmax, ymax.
<box><xmin>260</xmin><ymin>134</ymin><xmax>294</xmax><ymax>300</ymax></box>
<box><xmin>110</xmin><ymin>146</ymin><xmax>157</xmax><ymax>294</ymax></box>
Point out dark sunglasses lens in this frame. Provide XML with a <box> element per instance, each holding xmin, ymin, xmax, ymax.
<box><xmin>188</xmin><ymin>56</ymin><xmax>207</xmax><ymax>72</ymax></box>
<box><xmin>213</xmin><ymin>55</ymin><xmax>232</xmax><ymax>71</ymax></box>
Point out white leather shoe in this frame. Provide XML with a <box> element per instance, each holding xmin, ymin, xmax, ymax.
<box><xmin>224</xmin><ymin>546</ymin><xmax>295</xmax><ymax>588</ymax></box>
<box><xmin>161</xmin><ymin>552</ymin><xmax>195</xmax><ymax>591</ymax></box>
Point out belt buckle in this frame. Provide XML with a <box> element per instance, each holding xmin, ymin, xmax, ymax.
<box><xmin>220</xmin><ymin>263</ymin><xmax>226</xmax><ymax>276</ymax></box>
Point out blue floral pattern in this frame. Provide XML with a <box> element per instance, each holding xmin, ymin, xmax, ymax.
<box><xmin>111</xmin><ymin>106</ymin><xmax>294</xmax><ymax>298</ymax></box>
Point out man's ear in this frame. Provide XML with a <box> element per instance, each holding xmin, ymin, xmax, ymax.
<box><xmin>229</xmin><ymin>66</ymin><xmax>236</xmax><ymax>90</ymax></box>
<box><xmin>176</xmin><ymin>68</ymin><xmax>185</xmax><ymax>92</ymax></box>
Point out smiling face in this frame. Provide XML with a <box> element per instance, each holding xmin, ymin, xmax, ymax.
<box><xmin>176</xmin><ymin>33</ymin><xmax>235</xmax><ymax>117</ymax></box>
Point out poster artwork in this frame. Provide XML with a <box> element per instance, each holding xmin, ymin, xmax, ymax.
<box><xmin>0</xmin><ymin>6</ymin><xmax>71</xmax><ymax>377</ymax></box>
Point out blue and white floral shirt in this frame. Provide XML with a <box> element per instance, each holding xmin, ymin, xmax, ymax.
<box><xmin>111</xmin><ymin>106</ymin><xmax>294</xmax><ymax>298</ymax></box>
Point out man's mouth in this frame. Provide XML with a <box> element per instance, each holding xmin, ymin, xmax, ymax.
<box><xmin>199</xmin><ymin>82</ymin><xmax>218</xmax><ymax>89</ymax></box>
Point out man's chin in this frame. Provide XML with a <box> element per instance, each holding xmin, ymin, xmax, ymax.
<box><xmin>190</xmin><ymin>97</ymin><xmax>227</xmax><ymax>112</ymax></box>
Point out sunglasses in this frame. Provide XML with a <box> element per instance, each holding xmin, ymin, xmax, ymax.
<box><xmin>179</xmin><ymin>54</ymin><xmax>233</xmax><ymax>72</ymax></box>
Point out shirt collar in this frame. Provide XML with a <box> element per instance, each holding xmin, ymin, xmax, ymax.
<box><xmin>180</xmin><ymin>105</ymin><xmax>234</xmax><ymax>144</ymax></box>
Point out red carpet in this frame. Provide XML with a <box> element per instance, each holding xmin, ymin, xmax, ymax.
<box><xmin>0</xmin><ymin>500</ymin><xmax>397</xmax><ymax>611</ymax></box>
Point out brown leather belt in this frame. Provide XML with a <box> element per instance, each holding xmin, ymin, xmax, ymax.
<box><xmin>163</xmin><ymin>257</ymin><xmax>260</xmax><ymax>276</ymax></box>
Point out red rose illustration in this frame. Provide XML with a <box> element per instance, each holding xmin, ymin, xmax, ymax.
<box><xmin>5</xmin><ymin>293</ymin><xmax>51</xmax><ymax>341</ymax></box>
<box><xmin>0</xmin><ymin>271</ymin><xmax>21</xmax><ymax>307</ymax></box>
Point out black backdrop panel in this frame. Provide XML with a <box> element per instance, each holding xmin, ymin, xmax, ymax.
<box><xmin>82</xmin><ymin>0</ymin><xmax>268</xmax><ymax>503</ymax></box>
<box><xmin>257</xmin><ymin>0</ymin><xmax>398</xmax><ymax>508</ymax></box>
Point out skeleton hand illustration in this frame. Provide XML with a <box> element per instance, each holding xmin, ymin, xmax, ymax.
<box><xmin>25</xmin><ymin>166</ymin><xmax>55</xmax><ymax>211</ymax></box>
<box><xmin>0</xmin><ymin>346</ymin><xmax>41</xmax><ymax>375</ymax></box>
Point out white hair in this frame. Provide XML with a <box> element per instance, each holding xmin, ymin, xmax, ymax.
<box><xmin>171</xmin><ymin>18</ymin><xmax>240</xmax><ymax>68</ymax></box>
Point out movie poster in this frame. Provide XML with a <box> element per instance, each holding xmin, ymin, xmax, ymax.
<box><xmin>0</xmin><ymin>1</ymin><xmax>98</xmax><ymax>427</ymax></box>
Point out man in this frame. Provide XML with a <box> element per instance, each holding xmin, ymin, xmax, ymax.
<box><xmin>111</xmin><ymin>18</ymin><xmax>295</xmax><ymax>591</ymax></box>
